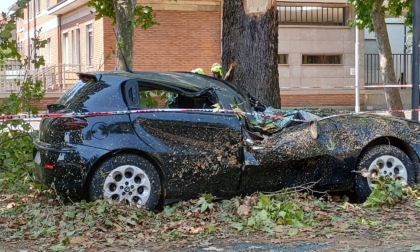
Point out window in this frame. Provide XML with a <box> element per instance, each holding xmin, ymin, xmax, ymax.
<box><xmin>86</xmin><ymin>24</ymin><xmax>93</xmax><ymax>66</ymax></box>
<box><xmin>29</xmin><ymin>1</ymin><xmax>33</xmax><ymax>18</ymax></box>
<box><xmin>63</xmin><ymin>32</ymin><xmax>69</xmax><ymax>65</ymax></box>
<box><xmin>71</xmin><ymin>30</ymin><xmax>74</xmax><ymax>64</ymax></box>
<box><xmin>46</xmin><ymin>0</ymin><xmax>50</xmax><ymax>8</ymax></box>
<box><xmin>278</xmin><ymin>5</ymin><xmax>348</xmax><ymax>26</ymax></box>
<box><xmin>17</xmin><ymin>17</ymin><xmax>23</xmax><ymax>30</ymax></box>
<box><xmin>302</xmin><ymin>54</ymin><xmax>342</xmax><ymax>65</ymax></box>
<box><xmin>138</xmin><ymin>86</ymin><xmax>216</xmax><ymax>109</ymax></box>
<box><xmin>279</xmin><ymin>54</ymin><xmax>288</xmax><ymax>64</ymax></box>
<box><xmin>30</xmin><ymin>42</ymin><xmax>34</xmax><ymax>69</ymax></box>
<box><xmin>46</xmin><ymin>38</ymin><xmax>51</xmax><ymax>66</ymax></box>
<box><xmin>35</xmin><ymin>0</ymin><xmax>41</xmax><ymax>14</ymax></box>
<box><xmin>72</xmin><ymin>29</ymin><xmax>81</xmax><ymax>71</ymax></box>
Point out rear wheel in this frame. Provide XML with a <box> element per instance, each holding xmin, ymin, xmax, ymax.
<box><xmin>89</xmin><ymin>154</ymin><xmax>161</xmax><ymax>210</ymax></box>
<box><xmin>354</xmin><ymin>145</ymin><xmax>415</xmax><ymax>202</ymax></box>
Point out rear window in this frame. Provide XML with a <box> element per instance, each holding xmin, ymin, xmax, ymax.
<box><xmin>56</xmin><ymin>79</ymin><xmax>126</xmax><ymax>112</ymax></box>
<box><xmin>57</xmin><ymin>80</ymin><xmax>90</xmax><ymax>105</ymax></box>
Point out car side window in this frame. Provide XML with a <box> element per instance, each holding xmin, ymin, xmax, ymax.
<box><xmin>138</xmin><ymin>86</ymin><xmax>216</xmax><ymax>109</ymax></box>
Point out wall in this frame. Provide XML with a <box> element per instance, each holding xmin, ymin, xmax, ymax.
<box><xmin>14</xmin><ymin>0</ymin><xmax>392</xmax><ymax>110</ymax></box>
<box><xmin>365</xmin><ymin>18</ymin><xmax>410</xmax><ymax>54</ymax></box>
<box><xmin>16</xmin><ymin>0</ymin><xmax>59</xmax><ymax>67</ymax></box>
<box><xmin>278</xmin><ymin>26</ymin><xmax>362</xmax><ymax>89</ymax></box>
<box><xmin>104</xmin><ymin>1</ymin><xmax>222</xmax><ymax>73</ymax></box>
<box><xmin>61</xmin><ymin>6</ymin><xmax>103</xmax><ymax>71</ymax></box>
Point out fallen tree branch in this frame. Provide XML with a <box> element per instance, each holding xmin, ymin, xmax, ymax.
<box><xmin>224</xmin><ymin>61</ymin><xmax>237</xmax><ymax>82</ymax></box>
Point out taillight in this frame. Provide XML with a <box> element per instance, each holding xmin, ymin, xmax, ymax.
<box><xmin>44</xmin><ymin>164</ymin><xmax>54</xmax><ymax>169</ymax></box>
<box><xmin>52</xmin><ymin>117</ymin><xmax>88</xmax><ymax>131</ymax></box>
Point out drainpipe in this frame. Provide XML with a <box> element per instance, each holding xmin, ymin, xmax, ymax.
<box><xmin>58</xmin><ymin>15</ymin><xmax>62</xmax><ymax>88</ymax></box>
<box><xmin>403</xmin><ymin>25</ymin><xmax>406</xmax><ymax>84</ymax></box>
<box><xmin>33</xmin><ymin>0</ymin><xmax>36</xmax><ymax>70</ymax></box>
<box><xmin>412</xmin><ymin>0</ymin><xmax>420</xmax><ymax>121</ymax></box>
<box><xmin>27</xmin><ymin>5</ymin><xmax>30</xmax><ymax>70</ymax></box>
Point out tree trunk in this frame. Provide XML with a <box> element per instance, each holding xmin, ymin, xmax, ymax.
<box><xmin>222</xmin><ymin>0</ymin><xmax>280</xmax><ymax>108</ymax></box>
<box><xmin>370</xmin><ymin>0</ymin><xmax>404</xmax><ymax>117</ymax></box>
<box><xmin>114</xmin><ymin>0</ymin><xmax>136</xmax><ymax>70</ymax></box>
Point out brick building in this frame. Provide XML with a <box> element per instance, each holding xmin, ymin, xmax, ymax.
<box><xmin>12</xmin><ymin>0</ymin><xmax>368</xmax><ymax>109</ymax></box>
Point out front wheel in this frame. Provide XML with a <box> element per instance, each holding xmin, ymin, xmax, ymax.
<box><xmin>89</xmin><ymin>154</ymin><xmax>161</xmax><ymax>210</ymax></box>
<box><xmin>354</xmin><ymin>145</ymin><xmax>415</xmax><ymax>202</ymax></box>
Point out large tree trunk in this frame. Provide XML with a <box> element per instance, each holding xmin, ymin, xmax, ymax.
<box><xmin>222</xmin><ymin>0</ymin><xmax>280</xmax><ymax>108</ymax></box>
<box><xmin>370</xmin><ymin>0</ymin><xmax>404</xmax><ymax>117</ymax></box>
<box><xmin>114</xmin><ymin>0</ymin><xmax>136</xmax><ymax>70</ymax></box>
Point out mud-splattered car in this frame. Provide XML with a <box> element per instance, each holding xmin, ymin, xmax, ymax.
<box><xmin>33</xmin><ymin>71</ymin><xmax>420</xmax><ymax>209</ymax></box>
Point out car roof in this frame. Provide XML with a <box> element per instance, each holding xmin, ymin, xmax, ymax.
<box><xmin>84</xmin><ymin>71</ymin><xmax>226</xmax><ymax>92</ymax></box>
<box><xmin>78</xmin><ymin>70</ymin><xmax>257</xmax><ymax>112</ymax></box>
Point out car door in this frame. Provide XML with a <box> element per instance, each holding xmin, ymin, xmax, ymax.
<box><xmin>126</xmin><ymin>81</ymin><xmax>243</xmax><ymax>198</ymax></box>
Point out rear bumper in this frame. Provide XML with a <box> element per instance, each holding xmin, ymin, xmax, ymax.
<box><xmin>33</xmin><ymin>139</ymin><xmax>108</xmax><ymax>199</ymax></box>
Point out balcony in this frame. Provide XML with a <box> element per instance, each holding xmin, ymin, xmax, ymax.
<box><xmin>47</xmin><ymin>0</ymin><xmax>89</xmax><ymax>15</ymax></box>
<box><xmin>278</xmin><ymin>5</ymin><xmax>349</xmax><ymax>27</ymax></box>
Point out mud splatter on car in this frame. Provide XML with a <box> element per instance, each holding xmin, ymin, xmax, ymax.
<box><xmin>33</xmin><ymin>71</ymin><xmax>419</xmax><ymax>209</ymax></box>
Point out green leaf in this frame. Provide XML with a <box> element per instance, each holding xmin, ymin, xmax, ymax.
<box><xmin>325</xmin><ymin>233</ymin><xmax>334</xmax><ymax>239</ymax></box>
<box><xmin>247</xmin><ymin>217</ymin><xmax>256</xmax><ymax>227</ymax></box>
<box><xmin>196</xmin><ymin>194</ymin><xmax>214</xmax><ymax>213</ymax></box>
<box><xmin>411</xmin><ymin>245</ymin><xmax>420</xmax><ymax>251</ymax></box>
<box><xmin>287</xmin><ymin>228</ymin><xmax>299</xmax><ymax>237</ymax></box>
<box><xmin>255</xmin><ymin>209</ymin><xmax>268</xmax><ymax>223</ymax></box>
<box><xmin>231</xmin><ymin>222</ymin><xmax>244</xmax><ymax>231</ymax></box>
<box><xmin>50</xmin><ymin>244</ymin><xmax>67</xmax><ymax>252</ymax></box>
<box><xmin>61</xmin><ymin>237</ymin><xmax>70</xmax><ymax>245</ymax></box>
<box><xmin>117</xmin><ymin>215</ymin><xmax>136</xmax><ymax>225</ymax></box>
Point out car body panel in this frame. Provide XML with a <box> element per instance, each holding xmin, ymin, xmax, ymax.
<box><xmin>33</xmin><ymin>71</ymin><xmax>420</xmax><ymax>202</ymax></box>
<box><xmin>130</xmin><ymin>111</ymin><xmax>242</xmax><ymax>198</ymax></box>
<box><xmin>240</xmin><ymin>113</ymin><xmax>420</xmax><ymax>194</ymax></box>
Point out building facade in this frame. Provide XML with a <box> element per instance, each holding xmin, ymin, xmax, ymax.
<box><xmin>12</xmin><ymin>0</ymin><xmax>366</xmax><ymax>109</ymax></box>
<box><xmin>277</xmin><ymin>0</ymin><xmax>365</xmax><ymax>108</ymax></box>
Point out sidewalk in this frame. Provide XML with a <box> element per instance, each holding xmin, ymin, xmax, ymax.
<box><xmin>377</xmin><ymin>111</ymin><xmax>418</xmax><ymax>121</ymax></box>
<box><xmin>24</xmin><ymin>118</ymin><xmax>41</xmax><ymax>131</ymax></box>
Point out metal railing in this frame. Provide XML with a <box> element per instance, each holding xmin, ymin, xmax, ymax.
<box><xmin>278</xmin><ymin>6</ymin><xmax>348</xmax><ymax>26</ymax></box>
<box><xmin>365</xmin><ymin>54</ymin><xmax>412</xmax><ymax>86</ymax></box>
<box><xmin>0</xmin><ymin>64</ymin><xmax>87</xmax><ymax>93</ymax></box>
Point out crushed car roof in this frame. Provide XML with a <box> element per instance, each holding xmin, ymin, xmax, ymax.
<box><xmin>81</xmin><ymin>71</ymin><xmax>227</xmax><ymax>92</ymax></box>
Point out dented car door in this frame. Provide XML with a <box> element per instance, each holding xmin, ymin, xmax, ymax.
<box><xmin>127</xmin><ymin>81</ymin><xmax>243</xmax><ymax>199</ymax></box>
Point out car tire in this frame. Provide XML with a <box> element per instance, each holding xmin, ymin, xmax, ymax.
<box><xmin>89</xmin><ymin>154</ymin><xmax>161</xmax><ymax>210</ymax></box>
<box><xmin>354</xmin><ymin>145</ymin><xmax>415</xmax><ymax>202</ymax></box>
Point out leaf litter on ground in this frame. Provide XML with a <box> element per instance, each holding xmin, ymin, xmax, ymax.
<box><xmin>0</xmin><ymin>182</ymin><xmax>419</xmax><ymax>251</ymax></box>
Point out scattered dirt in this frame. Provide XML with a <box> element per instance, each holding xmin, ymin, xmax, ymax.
<box><xmin>1</xmin><ymin>191</ymin><xmax>419</xmax><ymax>252</ymax></box>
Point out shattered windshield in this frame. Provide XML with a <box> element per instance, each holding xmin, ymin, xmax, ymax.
<box><xmin>250</xmin><ymin>108</ymin><xmax>321</xmax><ymax>134</ymax></box>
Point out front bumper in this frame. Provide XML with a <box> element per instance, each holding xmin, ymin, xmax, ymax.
<box><xmin>33</xmin><ymin>139</ymin><xmax>108</xmax><ymax>199</ymax></box>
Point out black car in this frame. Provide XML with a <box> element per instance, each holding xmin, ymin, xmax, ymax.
<box><xmin>33</xmin><ymin>71</ymin><xmax>419</xmax><ymax>209</ymax></box>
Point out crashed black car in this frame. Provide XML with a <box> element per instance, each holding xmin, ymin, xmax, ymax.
<box><xmin>33</xmin><ymin>71</ymin><xmax>420</xmax><ymax>209</ymax></box>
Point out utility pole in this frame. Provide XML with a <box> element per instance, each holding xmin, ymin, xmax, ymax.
<box><xmin>355</xmin><ymin>15</ymin><xmax>360</xmax><ymax>113</ymax></box>
<box><xmin>412</xmin><ymin>0</ymin><xmax>420</xmax><ymax>121</ymax></box>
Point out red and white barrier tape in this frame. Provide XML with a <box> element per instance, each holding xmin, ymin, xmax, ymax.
<box><xmin>0</xmin><ymin>109</ymin><xmax>230</xmax><ymax>121</ymax></box>
<box><xmin>280</xmin><ymin>84</ymin><xmax>412</xmax><ymax>89</ymax></box>
<box><xmin>0</xmin><ymin>107</ymin><xmax>417</xmax><ymax>124</ymax></box>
